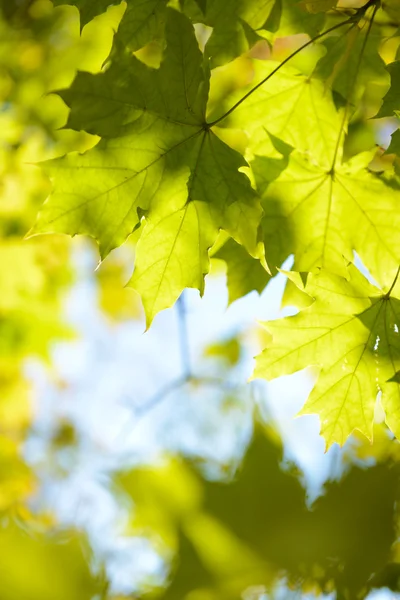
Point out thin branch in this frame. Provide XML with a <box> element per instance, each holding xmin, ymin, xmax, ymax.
<box><xmin>116</xmin><ymin>373</ymin><xmax>247</xmax><ymax>441</ymax></box>
<box><xmin>134</xmin><ymin>376</ymin><xmax>188</xmax><ymax>417</ymax></box>
<box><xmin>177</xmin><ymin>293</ymin><xmax>192</xmax><ymax>378</ymax></box>
<box><xmin>207</xmin><ymin>17</ymin><xmax>357</xmax><ymax>128</ymax></box>
<box><xmin>114</xmin><ymin>375</ymin><xmax>188</xmax><ymax>442</ymax></box>
<box><xmin>330</xmin><ymin>0</ymin><xmax>380</xmax><ymax>171</ymax></box>
<box><xmin>385</xmin><ymin>265</ymin><xmax>400</xmax><ymax>298</ymax></box>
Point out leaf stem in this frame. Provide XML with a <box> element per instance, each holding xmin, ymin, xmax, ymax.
<box><xmin>207</xmin><ymin>17</ymin><xmax>357</xmax><ymax>128</ymax></box>
<box><xmin>329</xmin><ymin>0</ymin><xmax>379</xmax><ymax>171</ymax></box>
<box><xmin>385</xmin><ymin>265</ymin><xmax>400</xmax><ymax>298</ymax></box>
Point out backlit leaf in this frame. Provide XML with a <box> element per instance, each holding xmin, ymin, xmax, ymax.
<box><xmin>254</xmin><ymin>265</ymin><xmax>400</xmax><ymax>447</ymax></box>
<box><xmin>32</xmin><ymin>8</ymin><xmax>263</xmax><ymax>324</ymax></box>
<box><xmin>253</xmin><ymin>147</ymin><xmax>400</xmax><ymax>296</ymax></box>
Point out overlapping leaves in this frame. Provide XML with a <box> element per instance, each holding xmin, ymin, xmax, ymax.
<box><xmin>52</xmin><ymin>0</ymin><xmax>326</xmax><ymax>65</ymax></box>
<box><xmin>33</xmin><ymin>0</ymin><xmax>400</xmax><ymax>446</ymax></box>
<box><xmin>215</xmin><ymin>53</ymin><xmax>400</xmax><ymax>304</ymax></box>
<box><xmin>117</xmin><ymin>424</ymin><xmax>400</xmax><ymax>599</ymax></box>
<box><xmin>52</xmin><ymin>0</ymin><xmax>168</xmax><ymax>51</ymax></box>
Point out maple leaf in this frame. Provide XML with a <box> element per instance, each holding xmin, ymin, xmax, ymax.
<box><xmin>254</xmin><ymin>147</ymin><xmax>400</xmax><ymax>298</ymax></box>
<box><xmin>215</xmin><ymin>55</ymin><xmax>400</xmax><ymax>300</ymax></box>
<box><xmin>31</xmin><ymin>8</ymin><xmax>263</xmax><ymax>326</ymax></box>
<box><xmin>254</xmin><ymin>264</ymin><xmax>400</xmax><ymax>448</ymax></box>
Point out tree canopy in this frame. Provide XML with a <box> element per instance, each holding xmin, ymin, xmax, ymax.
<box><xmin>2</xmin><ymin>0</ymin><xmax>400</xmax><ymax>598</ymax></box>
<box><xmin>29</xmin><ymin>0</ymin><xmax>400</xmax><ymax>447</ymax></box>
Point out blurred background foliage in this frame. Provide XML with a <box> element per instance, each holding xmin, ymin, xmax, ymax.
<box><xmin>1</xmin><ymin>1</ymin><xmax>400</xmax><ymax>599</ymax></box>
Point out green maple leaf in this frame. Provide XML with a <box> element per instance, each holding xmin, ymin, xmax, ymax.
<box><xmin>253</xmin><ymin>145</ymin><xmax>400</xmax><ymax>298</ymax></box>
<box><xmin>53</xmin><ymin>0</ymin><xmax>168</xmax><ymax>50</ymax></box>
<box><xmin>254</xmin><ymin>264</ymin><xmax>400</xmax><ymax>447</ymax></box>
<box><xmin>32</xmin><ymin>8</ymin><xmax>263</xmax><ymax>326</ymax></box>
<box><xmin>315</xmin><ymin>21</ymin><xmax>387</xmax><ymax>104</ymax></box>
<box><xmin>252</xmin><ymin>144</ymin><xmax>400</xmax><ymax>300</ymax></box>
<box><xmin>215</xmin><ymin>56</ymin><xmax>399</xmax><ymax>301</ymax></box>
<box><xmin>130</xmin><ymin>201</ymin><xmax>217</xmax><ymax>326</ymax></box>
<box><xmin>224</xmin><ymin>58</ymin><xmax>400</xmax><ymax>300</ymax></box>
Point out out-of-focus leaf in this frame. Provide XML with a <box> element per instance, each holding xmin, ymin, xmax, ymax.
<box><xmin>0</xmin><ymin>522</ymin><xmax>101</xmax><ymax>600</ymax></box>
<box><xmin>0</xmin><ymin>436</ymin><xmax>34</xmax><ymax>512</ymax></box>
<box><xmin>382</xmin><ymin>0</ymin><xmax>400</xmax><ymax>21</ymax></box>
<box><xmin>204</xmin><ymin>335</ymin><xmax>241</xmax><ymax>365</ymax></box>
<box><xmin>96</xmin><ymin>250</ymin><xmax>142</xmax><ymax>321</ymax></box>
<box><xmin>115</xmin><ymin>459</ymin><xmax>203</xmax><ymax>549</ymax></box>
<box><xmin>118</xmin><ymin>423</ymin><xmax>399</xmax><ymax>599</ymax></box>
<box><xmin>300</xmin><ymin>0</ymin><xmax>337</xmax><ymax>14</ymax></box>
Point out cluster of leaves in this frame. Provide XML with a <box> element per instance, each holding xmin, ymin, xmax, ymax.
<box><xmin>31</xmin><ymin>0</ymin><xmax>400</xmax><ymax>448</ymax></box>
<box><xmin>4</xmin><ymin>0</ymin><xmax>400</xmax><ymax>597</ymax></box>
<box><xmin>115</xmin><ymin>422</ymin><xmax>400</xmax><ymax>599</ymax></box>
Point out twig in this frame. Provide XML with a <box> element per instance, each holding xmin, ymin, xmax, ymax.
<box><xmin>385</xmin><ymin>265</ymin><xmax>400</xmax><ymax>298</ymax></box>
<box><xmin>207</xmin><ymin>18</ymin><xmax>357</xmax><ymax>128</ymax></box>
<box><xmin>329</xmin><ymin>0</ymin><xmax>379</xmax><ymax>171</ymax></box>
<box><xmin>177</xmin><ymin>293</ymin><xmax>192</xmax><ymax>378</ymax></box>
<box><xmin>134</xmin><ymin>376</ymin><xmax>188</xmax><ymax>417</ymax></box>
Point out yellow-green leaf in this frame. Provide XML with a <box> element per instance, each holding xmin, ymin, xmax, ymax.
<box><xmin>254</xmin><ymin>265</ymin><xmax>400</xmax><ymax>448</ymax></box>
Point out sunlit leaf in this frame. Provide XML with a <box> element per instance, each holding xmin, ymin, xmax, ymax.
<box><xmin>253</xmin><ymin>146</ymin><xmax>400</xmax><ymax>298</ymax></box>
<box><xmin>254</xmin><ymin>265</ymin><xmax>400</xmax><ymax>447</ymax></box>
<box><xmin>32</xmin><ymin>8</ymin><xmax>263</xmax><ymax>324</ymax></box>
